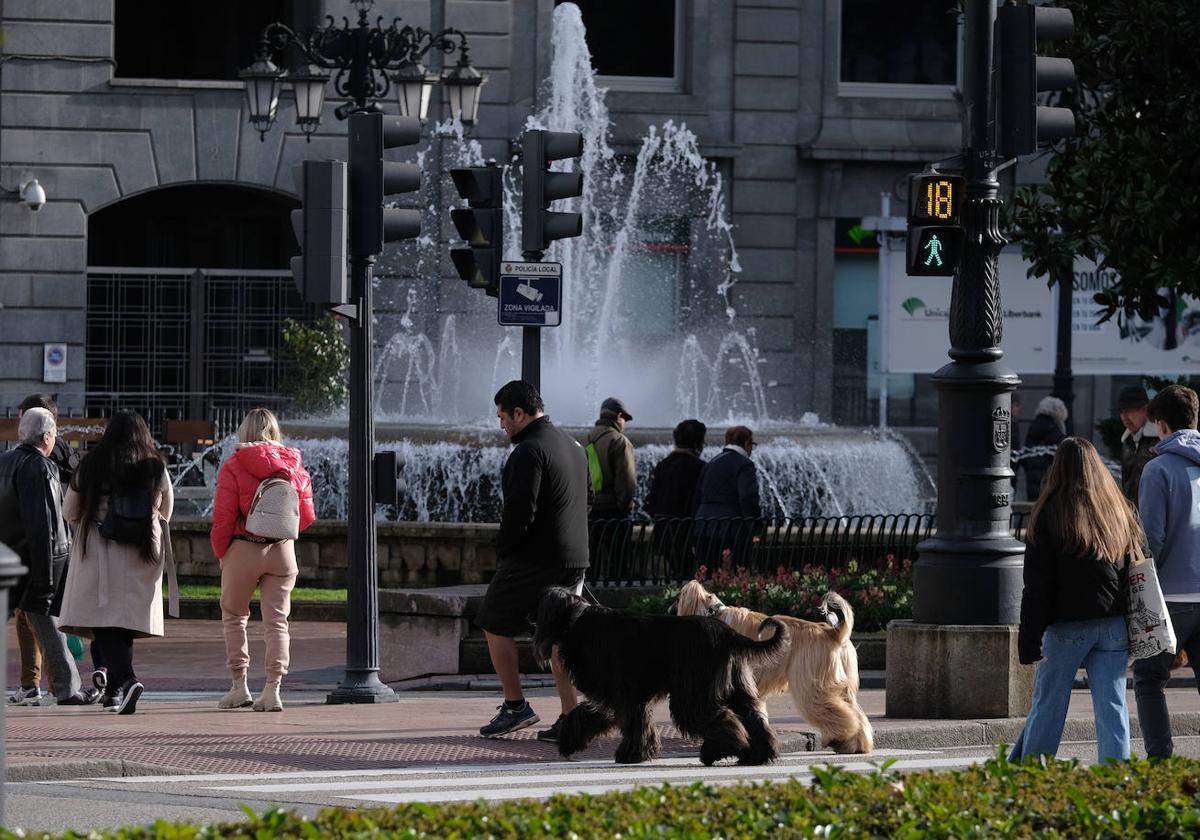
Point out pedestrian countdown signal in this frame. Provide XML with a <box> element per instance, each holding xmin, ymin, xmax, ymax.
<box><xmin>908</xmin><ymin>174</ymin><xmax>964</xmax><ymax>225</ymax></box>
<box><xmin>906</xmin><ymin>173</ymin><xmax>964</xmax><ymax>277</ymax></box>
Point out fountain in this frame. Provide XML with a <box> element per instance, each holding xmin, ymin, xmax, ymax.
<box><xmin>185</xmin><ymin>3</ymin><xmax>936</xmax><ymax>522</ymax></box>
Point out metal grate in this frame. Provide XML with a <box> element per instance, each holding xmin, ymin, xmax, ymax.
<box><xmin>85</xmin><ymin>267</ymin><xmax>307</xmax><ymax>435</ymax></box>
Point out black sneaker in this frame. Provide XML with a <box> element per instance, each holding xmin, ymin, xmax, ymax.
<box><xmin>101</xmin><ymin>690</ymin><xmax>121</xmax><ymax>711</ymax></box>
<box><xmin>59</xmin><ymin>688</ymin><xmax>101</xmax><ymax>706</ymax></box>
<box><xmin>479</xmin><ymin>702</ymin><xmax>539</xmax><ymax>738</ymax></box>
<box><xmin>536</xmin><ymin>714</ymin><xmax>566</xmax><ymax>743</ymax></box>
<box><xmin>116</xmin><ymin>680</ymin><xmax>144</xmax><ymax>715</ymax></box>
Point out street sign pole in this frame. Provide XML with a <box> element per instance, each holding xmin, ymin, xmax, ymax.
<box><xmin>521</xmin><ymin>248</ymin><xmax>543</xmax><ymax>392</ymax></box>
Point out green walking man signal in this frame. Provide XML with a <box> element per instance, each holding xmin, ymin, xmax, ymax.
<box><xmin>923</xmin><ymin>234</ymin><xmax>944</xmax><ymax>267</ymax></box>
<box><xmin>906</xmin><ymin>173</ymin><xmax>964</xmax><ymax>277</ymax></box>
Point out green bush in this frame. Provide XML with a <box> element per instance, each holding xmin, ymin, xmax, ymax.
<box><xmin>14</xmin><ymin>755</ymin><xmax>1200</xmax><ymax>838</ymax></box>
<box><xmin>280</xmin><ymin>315</ymin><xmax>350</xmax><ymax>415</ymax></box>
<box><xmin>629</xmin><ymin>556</ymin><xmax>913</xmax><ymax>634</ymax></box>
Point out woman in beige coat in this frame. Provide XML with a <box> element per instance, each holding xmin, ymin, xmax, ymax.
<box><xmin>58</xmin><ymin>410</ymin><xmax>177</xmax><ymax>715</ymax></box>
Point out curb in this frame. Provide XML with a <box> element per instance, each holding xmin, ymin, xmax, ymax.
<box><xmin>7</xmin><ymin>760</ymin><xmax>192</xmax><ymax>783</ymax></box>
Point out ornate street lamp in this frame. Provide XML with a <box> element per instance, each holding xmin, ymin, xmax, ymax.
<box><xmin>442</xmin><ymin>51</ymin><xmax>486</xmax><ymax>126</ymax></box>
<box><xmin>241</xmin><ymin>0</ymin><xmax>486</xmax><ymax>140</ymax></box>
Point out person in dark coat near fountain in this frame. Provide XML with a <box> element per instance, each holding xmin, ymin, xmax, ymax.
<box><xmin>1024</xmin><ymin>396</ymin><xmax>1068</xmax><ymax>499</ymax></box>
<box><xmin>693</xmin><ymin>425</ymin><xmax>762</xmax><ymax>569</ymax></box>
<box><xmin>645</xmin><ymin>419</ymin><xmax>707</xmax><ymax>574</ymax></box>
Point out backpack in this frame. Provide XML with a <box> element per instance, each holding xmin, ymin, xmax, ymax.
<box><xmin>99</xmin><ymin>485</ymin><xmax>155</xmax><ymax>545</ymax></box>
<box><xmin>585</xmin><ymin>442</ymin><xmax>604</xmax><ymax>495</ymax></box>
<box><xmin>244</xmin><ymin>475</ymin><xmax>300</xmax><ymax>540</ymax></box>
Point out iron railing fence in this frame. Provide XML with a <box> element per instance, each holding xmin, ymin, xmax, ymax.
<box><xmin>589</xmin><ymin>511</ymin><xmax>1032</xmax><ymax>586</ymax></box>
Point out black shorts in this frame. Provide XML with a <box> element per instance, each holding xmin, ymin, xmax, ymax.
<box><xmin>475</xmin><ymin>562</ymin><xmax>586</xmax><ymax>638</ymax></box>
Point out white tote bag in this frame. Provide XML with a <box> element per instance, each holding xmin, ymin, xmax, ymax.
<box><xmin>1126</xmin><ymin>557</ymin><xmax>1178</xmax><ymax>661</ymax></box>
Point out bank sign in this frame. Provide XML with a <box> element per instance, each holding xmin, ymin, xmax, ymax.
<box><xmin>888</xmin><ymin>249</ymin><xmax>1055</xmax><ymax>374</ymax></box>
<box><xmin>497</xmin><ymin>261</ymin><xmax>562</xmax><ymax>327</ymax></box>
<box><xmin>886</xmin><ymin>250</ymin><xmax>1200</xmax><ymax>375</ymax></box>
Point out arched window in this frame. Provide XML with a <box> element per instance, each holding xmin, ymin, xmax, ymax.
<box><xmin>86</xmin><ymin>185</ymin><xmax>309</xmax><ymax>431</ymax></box>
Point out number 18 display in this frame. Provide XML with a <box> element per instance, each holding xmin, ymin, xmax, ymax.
<box><xmin>906</xmin><ymin>173</ymin><xmax>965</xmax><ymax>277</ymax></box>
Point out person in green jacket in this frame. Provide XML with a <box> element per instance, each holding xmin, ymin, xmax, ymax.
<box><xmin>586</xmin><ymin>397</ymin><xmax>636</xmax><ymax>571</ymax></box>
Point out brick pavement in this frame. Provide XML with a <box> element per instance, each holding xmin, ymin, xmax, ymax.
<box><xmin>7</xmin><ymin>617</ymin><xmax>1200</xmax><ymax>778</ymax></box>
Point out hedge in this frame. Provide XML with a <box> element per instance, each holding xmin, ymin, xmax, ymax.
<box><xmin>11</xmin><ymin>753</ymin><xmax>1200</xmax><ymax>839</ymax></box>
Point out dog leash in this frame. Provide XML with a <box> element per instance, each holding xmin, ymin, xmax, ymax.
<box><xmin>581</xmin><ymin>580</ymin><xmax>602</xmax><ymax>606</ymax></box>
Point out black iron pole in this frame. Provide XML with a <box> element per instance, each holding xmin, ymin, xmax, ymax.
<box><xmin>0</xmin><ymin>543</ymin><xmax>25</xmax><ymax>825</ymax></box>
<box><xmin>1052</xmin><ymin>263</ymin><xmax>1075</xmax><ymax>434</ymax></box>
<box><xmin>521</xmin><ymin>246</ymin><xmax>544</xmax><ymax>391</ymax></box>
<box><xmin>326</xmin><ymin>253</ymin><xmax>396</xmax><ymax>704</ymax></box>
<box><xmin>911</xmin><ymin>0</ymin><xmax>1025</xmax><ymax>625</ymax></box>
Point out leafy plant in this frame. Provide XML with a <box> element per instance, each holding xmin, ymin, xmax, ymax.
<box><xmin>630</xmin><ymin>556</ymin><xmax>914</xmax><ymax>633</ymax></box>
<box><xmin>279</xmin><ymin>315</ymin><xmax>349</xmax><ymax>415</ymax></box>
<box><xmin>1007</xmin><ymin>2</ymin><xmax>1200</xmax><ymax>322</ymax></box>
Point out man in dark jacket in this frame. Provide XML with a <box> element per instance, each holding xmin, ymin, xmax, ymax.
<box><xmin>0</xmin><ymin>408</ymin><xmax>92</xmax><ymax>705</ymax></box>
<box><xmin>476</xmin><ymin>381</ymin><xmax>590</xmax><ymax>742</ymax></box>
<box><xmin>1117</xmin><ymin>385</ymin><xmax>1158</xmax><ymax>502</ymax></box>
<box><xmin>693</xmin><ymin>425</ymin><xmax>762</xmax><ymax>569</ymax></box>
<box><xmin>645</xmin><ymin>419</ymin><xmax>706</xmax><ymax>573</ymax></box>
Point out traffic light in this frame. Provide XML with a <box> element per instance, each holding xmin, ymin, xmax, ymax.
<box><xmin>372</xmin><ymin>450</ymin><xmax>407</xmax><ymax>507</ymax></box>
<box><xmin>290</xmin><ymin>159</ymin><xmax>348</xmax><ymax>304</ymax></box>
<box><xmin>996</xmin><ymin>3</ymin><xmax>1076</xmax><ymax>158</ymax></box>
<box><xmin>348</xmin><ymin>112</ymin><xmax>422</xmax><ymax>257</ymax></box>
<box><xmin>520</xmin><ymin>129</ymin><xmax>583</xmax><ymax>257</ymax></box>
<box><xmin>906</xmin><ymin>173</ymin><xmax>965</xmax><ymax>277</ymax></box>
<box><xmin>449</xmin><ymin>162</ymin><xmax>503</xmax><ymax>297</ymax></box>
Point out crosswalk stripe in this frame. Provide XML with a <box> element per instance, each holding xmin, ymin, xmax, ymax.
<box><xmin>46</xmin><ymin>748</ymin><xmax>938</xmax><ymax>786</ymax></box>
<box><xmin>343</xmin><ymin>756</ymin><xmax>983</xmax><ymax>805</ymax></box>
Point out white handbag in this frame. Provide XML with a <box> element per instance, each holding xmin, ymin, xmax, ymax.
<box><xmin>1126</xmin><ymin>557</ymin><xmax>1178</xmax><ymax>661</ymax></box>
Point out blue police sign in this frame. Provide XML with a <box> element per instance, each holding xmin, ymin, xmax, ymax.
<box><xmin>498</xmin><ymin>261</ymin><xmax>563</xmax><ymax>327</ymax></box>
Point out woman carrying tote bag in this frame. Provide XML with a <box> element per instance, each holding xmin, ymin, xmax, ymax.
<box><xmin>58</xmin><ymin>410</ymin><xmax>177</xmax><ymax>715</ymax></box>
<box><xmin>210</xmin><ymin>408</ymin><xmax>315</xmax><ymax>712</ymax></box>
<box><xmin>1010</xmin><ymin>436</ymin><xmax>1142</xmax><ymax>764</ymax></box>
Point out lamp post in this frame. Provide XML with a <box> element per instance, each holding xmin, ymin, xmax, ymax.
<box><xmin>0</xmin><ymin>542</ymin><xmax>27</xmax><ymax>825</ymax></box>
<box><xmin>240</xmin><ymin>0</ymin><xmax>486</xmax><ymax>704</ymax></box>
<box><xmin>885</xmin><ymin>0</ymin><xmax>1031</xmax><ymax>720</ymax></box>
<box><xmin>240</xmin><ymin>0</ymin><xmax>486</xmax><ymax>140</ymax></box>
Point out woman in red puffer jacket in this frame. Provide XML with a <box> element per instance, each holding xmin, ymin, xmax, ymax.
<box><xmin>210</xmin><ymin>408</ymin><xmax>315</xmax><ymax>713</ymax></box>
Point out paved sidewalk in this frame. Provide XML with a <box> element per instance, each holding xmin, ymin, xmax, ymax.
<box><xmin>7</xmin><ymin>617</ymin><xmax>1200</xmax><ymax>780</ymax></box>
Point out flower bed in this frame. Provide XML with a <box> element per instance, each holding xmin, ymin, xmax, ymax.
<box><xmin>628</xmin><ymin>556</ymin><xmax>913</xmax><ymax>633</ymax></box>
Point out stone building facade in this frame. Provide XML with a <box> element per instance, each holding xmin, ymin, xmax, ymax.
<box><xmin>0</xmin><ymin>0</ymin><xmax>972</xmax><ymax>428</ymax></box>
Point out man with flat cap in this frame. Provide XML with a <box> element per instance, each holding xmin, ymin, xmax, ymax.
<box><xmin>586</xmin><ymin>397</ymin><xmax>637</xmax><ymax>567</ymax></box>
<box><xmin>1119</xmin><ymin>385</ymin><xmax>1158</xmax><ymax>502</ymax></box>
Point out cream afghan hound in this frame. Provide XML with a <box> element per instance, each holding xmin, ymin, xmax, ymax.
<box><xmin>673</xmin><ymin>580</ymin><xmax>874</xmax><ymax>754</ymax></box>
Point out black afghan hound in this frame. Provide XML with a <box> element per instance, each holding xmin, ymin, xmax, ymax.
<box><xmin>532</xmin><ymin>586</ymin><xmax>788</xmax><ymax>765</ymax></box>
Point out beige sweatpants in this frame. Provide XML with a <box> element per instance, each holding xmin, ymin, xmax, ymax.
<box><xmin>219</xmin><ymin>538</ymin><xmax>298</xmax><ymax>683</ymax></box>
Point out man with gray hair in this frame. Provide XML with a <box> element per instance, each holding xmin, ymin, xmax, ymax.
<box><xmin>0</xmin><ymin>407</ymin><xmax>95</xmax><ymax>705</ymax></box>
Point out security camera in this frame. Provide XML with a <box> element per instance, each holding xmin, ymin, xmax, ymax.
<box><xmin>19</xmin><ymin>176</ymin><xmax>46</xmax><ymax>212</ymax></box>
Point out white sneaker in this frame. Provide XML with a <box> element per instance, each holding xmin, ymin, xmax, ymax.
<box><xmin>217</xmin><ymin>678</ymin><xmax>253</xmax><ymax>710</ymax></box>
<box><xmin>8</xmin><ymin>686</ymin><xmax>41</xmax><ymax>706</ymax></box>
<box><xmin>252</xmin><ymin>682</ymin><xmax>282</xmax><ymax>712</ymax></box>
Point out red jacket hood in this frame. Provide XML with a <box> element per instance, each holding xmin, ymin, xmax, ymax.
<box><xmin>231</xmin><ymin>442</ymin><xmax>306</xmax><ymax>480</ymax></box>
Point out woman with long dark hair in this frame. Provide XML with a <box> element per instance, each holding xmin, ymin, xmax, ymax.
<box><xmin>58</xmin><ymin>410</ymin><xmax>176</xmax><ymax>714</ymax></box>
<box><xmin>1011</xmin><ymin>436</ymin><xmax>1141</xmax><ymax>764</ymax></box>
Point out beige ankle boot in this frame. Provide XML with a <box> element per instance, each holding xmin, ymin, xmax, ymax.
<box><xmin>253</xmin><ymin>681</ymin><xmax>282</xmax><ymax>712</ymax></box>
<box><xmin>217</xmin><ymin>677</ymin><xmax>252</xmax><ymax>710</ymax></box>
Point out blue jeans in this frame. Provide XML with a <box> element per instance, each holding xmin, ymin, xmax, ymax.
<box><xmin>1010</xmin><ymin>615</ymin><xmax>1130</xmax><ymax>764</ymax></box>
<box><xmin>1132</xmin><ymin>601</ymin><xmax>1200</xmax><ymax>758</ymax></box>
